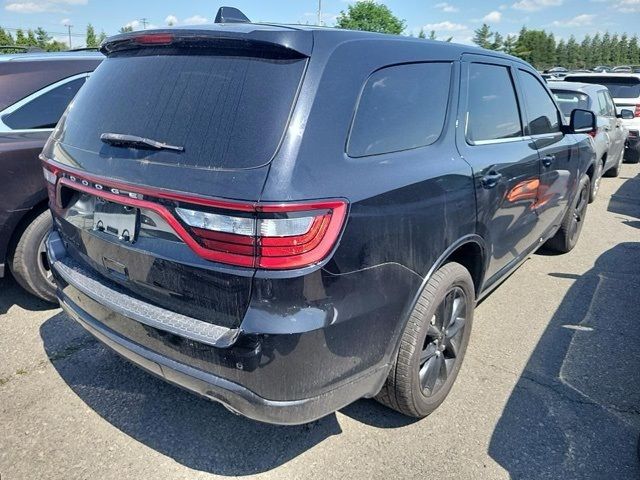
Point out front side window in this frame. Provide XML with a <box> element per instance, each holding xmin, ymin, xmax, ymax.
<box><xmin>347</xmin><ymin>62</ymin><xmax>452</xmax><ymax>157</ymax></box>
<box><xmin>518</xmin><ymin>70</ymin><xmax>561</xmax><ymax>135</ymax></box>
<box><xmin>466</xmin><ymin>63</ymin><xmax>522</xmax><ymax>143</ymax></box>
<box><xmin>2</xmin><ymin>77</ymin><xmax>86</xmax><ymax>130</ymax></box>
<box><xmin>551</xmin><ymin>90</ymin><xmax>590</xmax><ymax>118</ymax></box>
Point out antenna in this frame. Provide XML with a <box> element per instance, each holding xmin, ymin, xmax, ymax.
<box><xmin>214</xmin><ymin>7</ymin><xmax>251</xmax><ymax>24</ymax></box>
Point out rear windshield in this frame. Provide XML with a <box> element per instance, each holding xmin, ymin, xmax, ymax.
<box><xmin>551</xmin><ymin>90</ymin><xmax>590</xmax><ymax>117</ymax></box>
<box><xmin>566</xmin><ymin>76</ymin><xmax>640</xmax><ymax>99</ymax></box>
<box><xmin>59</xmin><ymin>47</ymin><xmax>306</xmax><ymax>170</ymax></box>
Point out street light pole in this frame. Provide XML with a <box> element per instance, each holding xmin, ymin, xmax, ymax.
<box><xmin>317</xmin><ymin>0</ymin><xmax>322</xmax><ymax>26</ymax></box>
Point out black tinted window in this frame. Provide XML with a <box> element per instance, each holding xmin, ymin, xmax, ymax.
<box><xmin>2</xmin><ymin>77</ymin><xmax>85</xmax><ymax>130</ymax></box>
<box><xmin>466</xmin><ymin>63</ymin><xmax>522</xmax><ymax>143</ymax></box>
<box><xmin>60</xmin><ymin>48</ymin><xmax>306</xmax><ymax>169</ymax></box>
<box><xmin>519</xmin><ymin>70</ymin><xmax>561</xmax><ymax>135</ymax></box>
<box><xmin>566</xmin><ymin>76</ymin><xmax>640</xmax><ymax>98</ymax></box>
<box><xmin>347</xmin><ymin>62</ymin><xmax>452</xmax><ymax>157</ymax></box>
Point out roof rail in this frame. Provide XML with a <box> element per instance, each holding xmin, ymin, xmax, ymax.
<box><xmin>214</xmin><ymin>6</ymin><xmax>251</xmax><ymax>24</ymax></box>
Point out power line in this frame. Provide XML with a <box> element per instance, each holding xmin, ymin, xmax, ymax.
<box><xmin>1</xmin><ymin>26</ymin><xmax>85</xmax><ymax>37</ymax></box>
<box><xmin>139</xmin><ymin>18</ymin><xmax>149</xmax><ymax>30</ymax></box>
<box><xmin>64</xmin><ymin>23</ymin><xmax>73</xmax><ymax>48</ymax></box>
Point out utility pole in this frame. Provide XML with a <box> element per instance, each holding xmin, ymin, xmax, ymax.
<box><xmin>139</xmin><ymin>18</ymin><xmax>149</xmax><ymax>30</ymax></box>
<box><xmin>317</xmin><ymin>0</ymin><xmax>322</xmax><ymax>26</ymax></box>
<box><xmin>64</xmin><ymin>23</ymin><xmax>73</xmax><ymax>49</ymax></box>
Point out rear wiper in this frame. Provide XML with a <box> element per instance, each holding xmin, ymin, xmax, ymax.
<box><xmin>100</xmin><ymin>133</ymin><xmax>184</xmax><ymax>152</ymax></box>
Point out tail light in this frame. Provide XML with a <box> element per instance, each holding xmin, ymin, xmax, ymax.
<box><xmin>635</xmin><ymin>104</ymin><xmax>640</xmax><ymax>118</ymax></box>
<box><xmin>175</xmin><ymin>201</ymin><xmax>347</xmax><ymax>269</ymax></box>
<box><xmin>588</xmin><ymin>130</ymin><xmax>597</xmax><ymax>138</ymax></box>
<box><xmin>41</xmin><ymin>159</ymin><xmax>347</xmax><ymax>270</ymax></box>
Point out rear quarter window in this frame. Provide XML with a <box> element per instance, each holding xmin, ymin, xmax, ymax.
<box><xmin>347</xmin><ymin>62</ymin><xmax>452</xmax><ymax>158</ymax></box>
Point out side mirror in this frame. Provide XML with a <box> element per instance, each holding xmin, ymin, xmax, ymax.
<box><xmin>618</xmin><ymin>109</ymin><xmax>635</xmax><ymax>120</ymax></box>
<box><xmin>569</xmin><ymin>108</ymin><xmax>596</xmax><ymax>134</ymax></box>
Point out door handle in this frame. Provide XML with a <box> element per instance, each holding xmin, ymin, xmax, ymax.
<box><xmin>481</xmin><ymin>171</ymin><xmax>503</xmax><ymax>189</ymax></box>
<box><xmin>542</xmin><ymin>155</ymin><xmax>555</xmax><ymax>167</ymax></box>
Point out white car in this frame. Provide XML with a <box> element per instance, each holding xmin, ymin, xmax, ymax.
<box><xmin>551</xmin><ymin>81</ymin><xmax>631</xmax><ymax>201</ymax></box>
<box><xmin>564</xmin><ymin>73</ymin><xmax>640</xmax><ymax>163</ymax></box>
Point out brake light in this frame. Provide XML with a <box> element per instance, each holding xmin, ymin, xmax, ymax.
<box><xmin>176</xmin><ymin>202</ymin><xmax>347</xmax><ymax>269</ymax></box>
<box><xmin>132</xmin><ymin>33</ymin><xmax>174</xmax><ymax>45</ymax></box>
<box><xmin>635</xmin><ymin>104</ymin><xmax>640</xmax><ymax>117</ymax></box>
<box><xmin>588</xmin><ymin>130</ymin><xmax>597</xmax><ymax>138</ymax></box>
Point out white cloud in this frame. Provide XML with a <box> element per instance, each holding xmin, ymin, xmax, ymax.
<box><xmin>165</xmin><ymin>14</ymin><xmax>178</xmax><ymax>25</ymax></box>
<box><xmin>5</xmin><ymin>0</ymin><xmax>87</xmax><ymax>14</ymax></box>
<box><xmin>60</xmin><ymin>17</ymin><xmax>70</xmax><ymax>25</ymax></box>
<box><xmin>435</xmin><ymin>2</ymin><xmax>459</xmax><ymax>12</ymax></box>
<box><xmin>615</xmin><ymin>0</ymin><xmax>640</xmax><ymax>12</ymax></box>
<box><xmin>551</xmin><ymin>13</ymin><xmax>595</xmax><ymax>27</ymax></box>
<box><xmin>483</xmin><ymin>10</ymin><xmax>502</xmax><ymax>22</ymax></box>
<box><xmin>424</xmin><ymin>21</ymin><xmax>467</xmax><ymax>31</ymax></box>
<box><xmin>183</xmin><ymin>15</ymin><xmax>208</xmax><ymax>25</ymax></box>
<box><xmin>512</xmin><ymin>0</ymin><xmax>562</xmax><ymax>11</ymax></box>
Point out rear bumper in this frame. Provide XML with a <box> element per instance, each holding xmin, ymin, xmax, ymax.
<box><xmin>47</xmin><ymin>231</ymin><xmax>417</xmax><ymax>424</ymax></box>
<box><xmin>59</xmin><ymin>292</ymin><xmax>386</xmax><ymax>425</ymax></box>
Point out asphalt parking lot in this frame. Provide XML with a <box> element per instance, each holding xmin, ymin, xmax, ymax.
<box><xmin>1</xmin><ymin>163</ymin><xmax>639</xmax><ymax>480</ymax></box>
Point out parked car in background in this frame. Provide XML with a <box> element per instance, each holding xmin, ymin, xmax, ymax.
<box><xmin>0</xmin><ymin>51</ymin><xmax>102</xmax><ymax>302</ymax></box>
<box><xmin>564</xmin><ymin>73</ymin><xmax>640</xmax><ymax>163</ymax></box>
<box><xmin>42</xmin><ymin>16</ymin><xmax>597</xmax><ymax>424</ymax></box>
<box><xmin>550</xmin><ymin>82</ymin><xmax>632</xmax><ymax>199</ymax></box>
<box><xmin>612</xmin><ymin>65</ymin><xmax>640</xmax><ymax>73</ymax></box>
<box><xmin>592</xmin><ymin>65</ymin><xmax>612</xmax><ymax>73</ymax></box>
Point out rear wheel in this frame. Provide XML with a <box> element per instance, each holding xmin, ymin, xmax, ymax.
<box><xmin>589</xmin><ymin>159</ymin><xmax>603</xmax><ymax>203</ymax></box>
<box><xmin>604</xmin><ymin>149</ymin><xmax>624</xmax><ymax>178</ymax></box>
<box><xmin>9</xmin><ymin>210</ymin><xmax>57</xmax><ymax>303</ymax></box>
<box><xmin>545</xmin><ymin>175</ymin><xmax>590</xmax><ymax>254</ymax></box>
<box><xmin>375</xmin><ymin>262</ymin><xmax>474</xmax><ymax>418</ymax></box>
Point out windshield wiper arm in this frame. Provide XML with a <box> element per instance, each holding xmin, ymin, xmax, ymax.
<box><xmin>100</xmin><ymin>133</ymin><xmax>184</xmax><ymax>152</ymax></box>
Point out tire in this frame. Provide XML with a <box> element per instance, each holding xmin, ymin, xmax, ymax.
<box><xmin>604</xmin><ymin>149</ymin><xmax>623</xmax><ymax>178</ymax></box>
<box><xmin>545</xmin><ymin>175</ymin><xmax>590</xmax><ymax>254</ymax></box>
<box><xmin>625</xmin><ymin>146</ymin><xmax>640</xmax><ymax>164</ymax></box>
<box><xmin>375</xmin><ymin>262</ymin><xmax>474</xmax><ymax>418</ymax></box>
<box><xmin>9</xmin><ymin>210</ymin><xmax>57</xmax><ymax>303</ymax></box>
<box><xmin>589</xmin><ymin>159</ymin><xmax>603</xmax><ymax>203</ymax></box>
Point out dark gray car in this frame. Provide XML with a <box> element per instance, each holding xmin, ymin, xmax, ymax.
<box><xmin>0</xmin><ymin>51</ymin><xmax>102</xmax><ymax>301</ymax></box>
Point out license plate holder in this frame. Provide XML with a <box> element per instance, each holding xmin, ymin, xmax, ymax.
<box><xmin>93</xmin><ymin>200</ymin><xmax>139</xmax><ymax>243</ymax></box>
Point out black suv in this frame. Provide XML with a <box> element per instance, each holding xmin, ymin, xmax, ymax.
<box><xmin>42</xmin><ymin>20</ymin><xmax>596</xmax><ymax>424</ymax></box>
<box><xmin>0</xmin><ymin>51</ymin><xmax>102</xmax><ymax>301</ymax></box>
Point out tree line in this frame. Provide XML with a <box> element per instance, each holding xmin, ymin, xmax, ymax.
<box><xmin>0</xmin><ymin>24</ymin><xmax>106</xmax><ymax>52</ymax></box>
<box><xmin>474</xmin><ymin>24</ymin><xmax>640</xmax><ymax>70</ymax></box>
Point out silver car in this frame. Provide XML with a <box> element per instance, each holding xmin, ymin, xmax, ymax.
<box><xmin>551</xmin><ymin>81</ymin><xmax>631</xmax><ymax>201</ymax></box>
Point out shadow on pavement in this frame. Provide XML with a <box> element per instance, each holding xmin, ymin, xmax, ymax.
<box><xmin>40</xmin><ymin>312</ymin><xmax>342</xmax><ymax>475</ymax></box>
<box><xmin>489</xmin><ymin>173</ymin><xmax>640</xmax><ymax>479</ymax></box>
<box><xmin>0</xmin><ymin>274</ymin><xmax>56</xmax><ymax>315</ymax></box>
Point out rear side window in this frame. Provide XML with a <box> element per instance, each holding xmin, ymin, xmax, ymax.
<box><xmin>347</xmin><ymin>62</ymin><xmax>452</xmax><ymax>157</ymax></box>
<box><xmin>518</xmin><ymin>70</ymin><xmax>561</xmax><ymax>135</ymax></box>
<box><xmin>59</xmin><ymin>48</ymin><xmax>306</xmax><ymax>169</ymax></box>
<box><xmin>551</xmin><ymin>90</ymin><xmax>589</xmax><ymax>118</ymax></box>
<box><xmin>566</xmin><ymin>76</ymin><xmax>640</xmax><ymax>99</ymax></box>
<box><xmin>2</xmin><ymin>77</ymin><xmax>85</xmax><ymax>130</ymax></box>
<box><xmin>466</xmin><ymin>63</ymin><xmax>522</xmax><ymax>143</ymax></box>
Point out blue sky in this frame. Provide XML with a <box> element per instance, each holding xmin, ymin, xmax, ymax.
<box><xmin>2</xmin><ymin>0</ymin><xmax>640</xmax><ymax>47</ymax></box>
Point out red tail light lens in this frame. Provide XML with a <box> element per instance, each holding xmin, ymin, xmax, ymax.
<box><xmin>132</xmin><ymin>34</ymin><xmax>174</xmax><ymax>45</ymax></box>
<box><xmin>635</xmin><ymin>104</ymin><xmax>640</xmax><ymax>118</ymax></box>
<box><xmin>176</xmin><ymin>202</ymin><xmax>348</xmax><ymax>269</ymax></box>
<box><xmin>588</xmin><ymin>130</ymin><xmax>597</xmax><ymax>138</ymax></box>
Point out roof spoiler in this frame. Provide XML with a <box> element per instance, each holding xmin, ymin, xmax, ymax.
<box><xmin>214</xmin><ymin>7</ymin><xmax>251</xmax><ymax>24</ymax></box>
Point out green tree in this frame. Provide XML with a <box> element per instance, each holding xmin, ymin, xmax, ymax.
<box><xmin>15</xmin><ymin>28</ymin><xmax>27</xmax><ymax>46</ymax></box>
<box><xmin>119</xmin><ymin>25</ymin><xmax>133</xmax><ymax>33</ymax></box>
<box><xmin>590</xmin><ymin>33</ymin><xmax>602</xmax><ymax>66</ymax></box>
<box><xmin>35</xmin><ymin>27</ymin><xmax>50</xmax><ymax>49</ymax></box>
<box><xmin>556</xmin><ymin>39</ymin><xmax>568</xmax><ymax>66</ymax></box>
<box><xmin>628</xmin><ymin>35</ymin><xmax>640</xmax><ymax>64</ymax></box>
<box><xmin>0</xmin><ymin>27</ymin><xmax>14</xmax><ymax>46</ymax></box>
<box><xmin>566</xmin><ymin>35</ymin><xmax>579</xmax><ymax>69</ymax></box>
<box><xmin>472</xmin><ymin>23</ymin><xmax>493</xmax><ymax>49</ymax></box>
<box><xmin>97</xmin><ymin>30</ymin><xmax>107</xmax><ymax>44</ymax></box>
<box><xmin>336</xmin><ymin>1</ymin><xmax>405</xmax><ymax>35</ymax></box>
<box><xmin>46</xmin><ymin>40</ymin><xmax>68</xmax><ymax>52</ymax></box>
<box><xmin>418</xmin><ymin>28</ymin><xmax>426</xmax><ymax>39</ymax></box>
<box><xmin>503</xmin><ymin>35</ymin><xmax>517</xmax><ymax>56</ymax></box>
<box><xmin>86</xmin><ymin>23</ymin><xmax>98</xmax><ymax>47</ymax></box>
<box><xmin>490</xmin><ymin>32</ymin><xmax>504</xmax><ymax>51</ymax></box>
